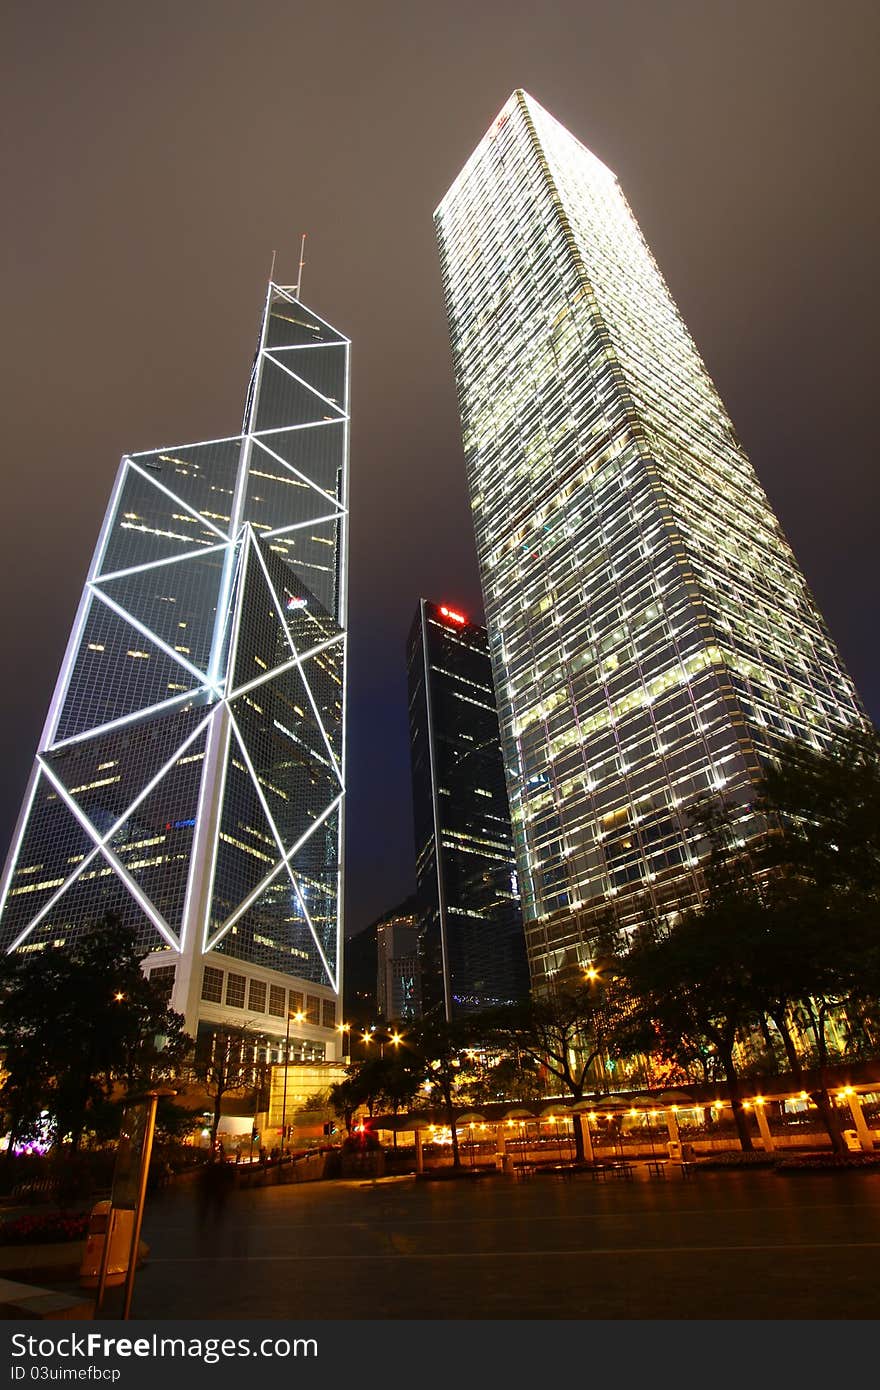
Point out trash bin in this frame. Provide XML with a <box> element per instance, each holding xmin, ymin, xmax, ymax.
<box><xmin>843</xmin><ymin>1129</ymin><xmax>861</xmax><ymax>1153</ymax></box>
<box><xmin>667</xmin><ymin>1140</ymin><xmax>682</xmax><ymax>1160</ymax></box>
<box><xmin>79</xmin><ymin>1201</ymin><xmax>134</xmax><ymax>1288</ymax></box>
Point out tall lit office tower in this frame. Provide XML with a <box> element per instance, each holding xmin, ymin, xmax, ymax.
<box><xmin>435</xmin><ymin>91</ymin><xmax>866</xmax><ymax>989</ymax></box>
<box><xmin>0</xmin><ymin>285</ymin><xmax>349</xmax><ymax>1061</ymax></box>
<box><xmin>408</xmin><ymin>599</ymin><xmax>529</xmax><ymax>1017</ymax></box>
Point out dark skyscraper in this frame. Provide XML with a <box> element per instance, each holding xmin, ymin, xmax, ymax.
<box><xmin>0</xmin><ymin>284</ymin><xmax>349</xmax><ymax>1061</ymax></box>
<box><xmin>407</xmin><ymin>598</ymin><xmax>528</xmax><ymax>1017</ymax></box>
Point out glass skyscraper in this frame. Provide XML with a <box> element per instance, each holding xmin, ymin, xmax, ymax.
<box><xmin>434</xmin><ymin>91</ymin><xmax>866</xmax><ymax>990</ymax></box>
<box><xmin>408</xmin><ymin>598</ymin><xmax>529</xmax><ymax>1017</ymax></box>
<box><xmin>0</xmin><ymin>284</ymin><xmax>349</xmax><ymax>1059</ymax></box>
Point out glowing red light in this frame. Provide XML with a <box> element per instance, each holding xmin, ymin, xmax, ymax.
<box><xmin>439</xmin><ymin>605</ymin><xmax>466</xmax><ymax>625</ymax></box>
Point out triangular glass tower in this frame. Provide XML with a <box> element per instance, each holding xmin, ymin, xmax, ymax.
<box><xmin>0</xmin><ymin>285</ymin><xmax>349</xmax><ymax>1057</ymax></box>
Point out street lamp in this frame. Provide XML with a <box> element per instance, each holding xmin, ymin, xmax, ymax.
<box><xmin>280</xmin><ymin>1009</ymin><xmax>305</xmax><ymax>1158</ymax></box>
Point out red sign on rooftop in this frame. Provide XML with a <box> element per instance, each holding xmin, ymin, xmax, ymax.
<box><xmin>439</xmin><ymin>605</ymin><xmax>466</xmax><ymax>626</ymax></box>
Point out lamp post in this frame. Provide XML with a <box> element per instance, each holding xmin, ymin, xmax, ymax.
<box><xmin>280</xmin><ymin>1009</ymin><xmax>305</xmax><ymax>1157</ymax></box>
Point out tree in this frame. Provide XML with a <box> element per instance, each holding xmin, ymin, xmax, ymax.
<box><xmin>0</xmin><ymin>914</ymin><xmax>191</xmax><ymax>1152</ymax></box>
<box><xmin>662</xmin><ymin>764</ymin><xmax>879</xmax><ymax>1152</ymax></box>
<box><xmin>328</xmin><ymin>1076</ymin><xmax>360</xmax><ymax>1136</ymax></box>
<box><xmin>758</xmin><ymin>725</ymin><xmax>880</xmax><ymax>899</ymax></box>
<box><xmin>750</xmin><ymin>728</ymin><xmax>880</xmax><ymax>1151</ymax></box>
<box><xmin>192</xmin><ymin>1024</ymin><xmax>259</xmax><ymax>1150</ymax></box>
<box><xmin>485</xmin><ymin>969</ymin><xmax>619</xmax><ymax>1161</ymax></box>
<box><xmin>405</xmin><ymin>1018</ymin><xmax>474</xmax><ymax>1169</ymax></box>
<box><xmin>621</xmin><ymin>907</ymin><xmax>760</xmax><ymax>1150</ymax></box>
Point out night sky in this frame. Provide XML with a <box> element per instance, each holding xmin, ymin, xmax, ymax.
<box><xmin>3</xmin><ymin>2</ymin><xmax>878</xmax><ymax>937</ymax></box>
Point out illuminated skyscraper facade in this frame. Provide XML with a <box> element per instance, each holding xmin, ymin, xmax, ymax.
<box><xmin>435</xmin><ymin>91</ymin><xmax>866</xmax><ymax>989</ymax></box>
<box><xmin>0</xmin><ymin>285</ymin><xmax>349</xmax><ymax>1059</ymax></box>
<box><xmin>408</xmin><ymin>599</ymin><xmax>529</xmax><ymax>1017</ymax></box>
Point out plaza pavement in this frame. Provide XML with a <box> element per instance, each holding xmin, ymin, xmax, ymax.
<box><xmin>108</xmin><ymin>1167</ymin><xmax>880</xmax><ymax>1320</ymax></box>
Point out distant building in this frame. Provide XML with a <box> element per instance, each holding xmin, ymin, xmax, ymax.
<box><xmin>342</xmin><ymin>921</ymin><xmax>380</xmax><ymax>1030</ymax></box>
<box><xmin>0</xmin><ymin>284</ymin><xmax>350</xmax><ymax>1061</ymax></box>
<box><xmin>377</xmin><ymin>906</ymin><xmax>421</xmax><ymax>1020</ymax></box>
<box><xmin>407</xmin><ymin>599</ymin><xmax>529</xmax><ymax>1017</ymax></box>
<box><xmin>434</xmin><ymin>90</ymin><xmax>868</xmax><ymax>988</ymax></box>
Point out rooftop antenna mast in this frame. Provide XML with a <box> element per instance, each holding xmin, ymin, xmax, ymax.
<box><xmin>295</xmin><ymin>233</ymin><xmax>307</xmax><ymax>298</ymax></box>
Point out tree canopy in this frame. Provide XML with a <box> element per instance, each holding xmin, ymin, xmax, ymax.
<box><xmin>0</xmin><ymin>914</ymin><xmax>190</xmax><ymax>1151</ymax></box>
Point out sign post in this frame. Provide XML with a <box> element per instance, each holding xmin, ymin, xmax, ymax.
<box><xmin>94</xmin><ymin>1088</ymin><xmax>171</xmax><ymax>1318</ymax></box>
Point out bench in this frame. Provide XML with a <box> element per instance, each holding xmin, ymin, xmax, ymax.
<box><xmin>513</xmin><ymin>1163</ymin><xmax>536</xmax><ymax>1181</ymax></box>
<box><xmin>644</xmin><ymin>1157</ymin><xmax>669</xmax><ymax>1178</ymax></box>
<box><xmin>11</xmin><ymin>1180</ymin><xmax>60</xmax><ymax>1204</ymax></box>
<box><xmin>608</xmin><ymin>1160</ymin><xmax>635</xmax><ymax>1181</ymax></box>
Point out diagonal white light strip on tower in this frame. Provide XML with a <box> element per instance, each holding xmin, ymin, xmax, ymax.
<box><xmin>47</xmin><ymin>688</ymin><xmax>208</xmax><ymax>753</ymax></box>
<box><xmin>250</xmin><ymin>435</ymin><xmax>345</xmax><ymax>513</ymax></box>
<box><xmin>205</xmin><ymin>791</ymin><xmax>343</xmax><ymax>953</ymax></box>
<box><xmin>264</xmin><ymin>341</ymin><xmax>345</xmax><ymax>356</ymax></box>
<box><xmin>227</xmin><ymin>707</ymin><xmax>339</xmax><ymax>974</ymax></box>
<box><xmin>261</xmin><ymin>512</ymin><xmax>344</xmax><ymax>539</ymax></box>
<box><xmin>37</xmin><ymin>709</ymin><xmax>213</xmax><ymax>894</ymax></box>
<box><xmin>251</xmin><ymin>417</ymin><xmax>340</xmax><ymax>440</ymax></box>
<box><xmin>243</xmin><ymin>540</ymin><xmax>342</xmax><ymax>783</ymax></box>
<box><xmin>0</xmin><ymin>773</ymin><xmax>44</xmax><ymax>933</ymax></box>
<box><xmin>261</xmin><ymin>351</ymin><xmax>348</xmax><ymax>419</ymax></box>
<box><xmin>229</xmin><ymin>633</ymin><xmax>343</xmax><ymax>703</ymax></box>
<box><xmin>94</xmin><ymin>540</ymin><xmax>231</xmax><ymax>585</ymax></box>
<box><xmin>128</xmin><ymin>431</ymin><xmax>245</xmax><ymax>459</ymax></box>
<box><xmin>291</xmin><ymin>644</ymin><xmax>343</xmax><ymax>785</ymax></box>
<box><xmin>38</xmin><ymin>458</ymin><xmax>135</xmax><ymax>753</ymax></box>
<box><xmin>204</xmin><ymin>858</ymin><xmax>287</xmax><ymax>954</ymax></box>
<box><xmin>248</xmin><ymin>534</ymin><xmax>298</xmax><ymax>659</ymax></box>
<box><xmin>92</xmin><ymin>840</ymin><xmax>179</xmax><ymax>950</ymax></box>
<box><xmin>268</xmin><ymin>285</ymin><xmax>352</xmax><ymax>344</ymax></box>
<box><xmin>226</xmin><ymin>713</ymin><xmax>289</xmax><ymax>862</ymax></box>
<box><xmin>5</xmin><ymin>843</ymin><xmax>105</xmax><ymax>953</ymax></box>
<box><xmin>125</xmin><ymin>462</ymin><xmax>232</xmax><ymax>541</ymax></box>
<box><xmin>34</xmin><ymin>760</ymin><xmax>181</xmax><ymax>950</ymax></box>
<box><xmin>287</xmin><ymin>869</ymin><xmax>338</xmax><ymax>992</ymax></box>
<box><xmin>88</xmin><ymin>586</ymin><xmax>211</xmax><ymax>687</ymax></box>
<box><xmin>35</xmin><ymin>707</ymin><xmax>215</xmax><ymax>952</ymax></box>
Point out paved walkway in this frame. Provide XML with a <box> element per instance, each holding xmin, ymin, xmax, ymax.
<box><xmin>102</xmin><ymin>1167</ymin><xmax>880</xmax><ymax>1319</ymax></box>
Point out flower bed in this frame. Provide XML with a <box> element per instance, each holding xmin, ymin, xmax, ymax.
<box><xmin>694</xmin><ymin>1151</ymin><xmax>776</xmax><ymax>1168</ymax></box>
<box><xmin>775</xmin><ymin>1153</ymin><xmax>880</xmax><ymax>1172</ymax></box>
<box><xmin>0</xmin><ymin>1211</ymin><xmax>90</xmax><ymax>1245</ymax></box>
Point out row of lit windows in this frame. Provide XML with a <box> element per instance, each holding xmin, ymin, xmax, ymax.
<box><xmin>200</xmin><ymin>963</ymin><xmax>337</xmax><ymax>1028</ymax></box>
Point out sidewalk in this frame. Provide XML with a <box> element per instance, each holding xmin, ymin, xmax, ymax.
<box><xmin>0</xmin><ymin>1237</ymin><xmax>148</xmax><ymax>1284</ymax></box>
<box><xmin>0</xmin><ymin>1273</ymin><xmax>93</xmax><ymax>1320</ymax></box>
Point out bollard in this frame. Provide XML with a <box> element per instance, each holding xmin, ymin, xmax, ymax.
<box><xmin>79</xmin><ymin>1201</ymin><xmax>134</xmax><ymax>1289</ymax></box>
